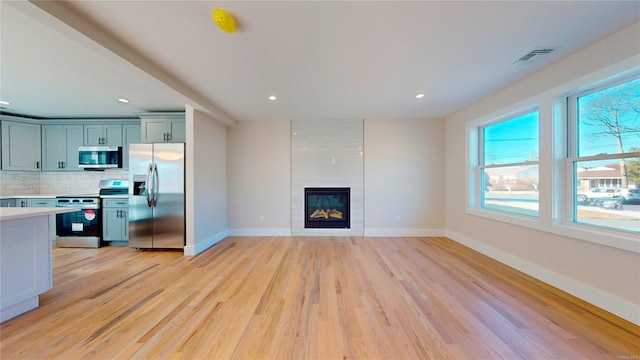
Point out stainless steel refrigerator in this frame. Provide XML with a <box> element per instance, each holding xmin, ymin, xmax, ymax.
<box><xmin>128</xmin><ymin>143</ymin><xmax>185</xmax><ymax>249</ymax></box>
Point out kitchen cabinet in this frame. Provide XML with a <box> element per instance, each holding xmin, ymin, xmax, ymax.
<box><xmin>42</xmin><ymin>125</ymin><xmax>84</xmax><ymax>171</ymax></box>
<box><xmin>1</xmin><ymin>121</ymin><xmax>41</xmax><ymax>171</ymax></box>
<box><xmin>27</xmin><ymin>198</ymin><xmax>56</xmax><ymax>207</ymax></box>
<box><xmin>1</xmin><ymin>199</ymin><xmax>15</xmax><ymax>207</ymax></box>
<box><xmin>140</xmin><ymin>115</ymin><xmax>185</xmax><ymax>143</ymax></box>
<box><xmin>14</xmin><ymin>198</ymin><xmax>28</xmax><ymax>207</ymax></box>
<box><xmin>0</xmin><ymin>209</ymin><xmax>57</xmax><ymax>321</ymax></box>
<box><xmin>7</xmin><ymin>198</ymin><xmax>54</xmax><ymax>207</ymax></box>
<box><xmin>102</xmin><ymin>198</ymin><xmax>128</xmax><ymax>243</ymax></box>
<box><xmin>84</xmin><ymin>124</ymin><xmax>122</xmax><ymax>146</ymax></box>
<box><xmin>121</xmin><ymin>124</ymin><xmax>141</xmax><ymax>169</ymax></box>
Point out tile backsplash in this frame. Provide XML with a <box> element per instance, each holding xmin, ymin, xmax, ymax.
<box><xmin>0</xmin><ymin>171</ymin><xmax>40</xmax><ymax>195</ymax></box>
<box><xmin>0</xmin><ymin>170</ymin><xmax>128</xmax><ymax>196</ymax></box>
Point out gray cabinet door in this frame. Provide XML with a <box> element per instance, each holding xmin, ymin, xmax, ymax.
<box><xmin>140</xmin><ymin>116</ymin><xmax>185</xmax><ymax>143</ymax></box>
<box><xmin>84</xmin><ymin>124</ymin><xmax>122</xmax><ymax>146</ymax></box>
<box><xmin>42</xmin><ymin>125</ymin><xmax>66</xmax><ymax>170</ymax></box>
<box><xmin>103</xmin><ymin>124</ymin><xmax>123</xmax><ymax>146</ymax></box>
<box><xmin>122</xmin><ymin>124</ymin><xmax>141</xmax><ymax>169</ymax></box>
<box><xmin>84</xmin><ymin>124</ymin><xmax>103</xmax><ymax>146</ymax></box>
<box><xmin>1</xmin><ymin>121</ymin><xmax>41</xmax><ymax>171</ymax></box>
<box><xmin>140</xmin><ymin>119</ymin><xmax>167</xmax><ymax>143</ymax></box>
<box><xmin>103</xmin><ymin>208</ymin><xmax>125</xmax><ymax>241</ymax></box>
<box><xmin>168</xmin><ymin>119</ymin><xmax>186</xmax><ymax>143</ymax></box>
<box><xmin>42</xmin><ymin>125</ymin><xmax>83</xmax><ymax>171</ymax></box>
<box><xmin>64</xmin><ymin>125</ymin><xmax>84</xmax><ymax>169</ymax></box>
<box><xmin>102</xmin><ymin>198</ymin><xmax>129</xmax><ymax>241</ymax></box>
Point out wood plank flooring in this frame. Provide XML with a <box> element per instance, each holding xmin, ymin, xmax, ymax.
<box><xmin>1</xmin><ymin>236</ymin><xmax>638</xmax><ymax>359</ymax></box>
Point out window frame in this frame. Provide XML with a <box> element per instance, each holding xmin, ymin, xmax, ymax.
<box><xmin>466</xmin><ymin>103</ymin><xmax>541</xmax><ymax>228</ymax></box>
<box><xmin>465</xmin><ymin>59</ymin><xmax>640</xmax><ymax>254</ymax></box>
<box><xmin>565</xmin><ymin>75</ymin><xmax>640</xmax><ymax>235</ymax></box>
<box><xmin>478</xmin><ymin>109</ymin><xmax>540</xmax><ymax>217</ymax></box>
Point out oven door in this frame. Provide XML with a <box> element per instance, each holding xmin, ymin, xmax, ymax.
<box><xmin>56</xmin><ymin>209</ymin><xmax>101</xmax><ymax>248</ymax></box>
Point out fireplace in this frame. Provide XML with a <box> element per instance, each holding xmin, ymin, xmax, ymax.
<box><xmin>304</xmin><ymin>187</ymin><xmax>350</xmax><ymax>229</ymax></box>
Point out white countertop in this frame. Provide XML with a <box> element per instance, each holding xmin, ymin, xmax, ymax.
<box><xmin>0</xmin><ymin>195</ymin><xmax>58</xmax><ymax>199</ymax></box>
<box><xmin>0</xmin><ymin>207</ymin><xmax>81</xmax><ymax>221</ymax></box>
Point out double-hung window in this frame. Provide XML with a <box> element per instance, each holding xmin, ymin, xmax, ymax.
<box><xmin>479</xmin><ymin>110</ymin><xmax>540</xmax><ymax>216</ymax></box>
<box><xmin>567</xmin><ymin>76</ymin><xmax>640</xmax><ymax>234</ymax></box>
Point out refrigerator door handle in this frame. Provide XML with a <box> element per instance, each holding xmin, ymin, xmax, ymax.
<box><xmin>146</xmin><ymin>163</ymin><xmax>153</xmax><ymax>207</ymax></box>
<box><xmin>152</xmin><ymin>163</ymin><xmax>159</xmax><ymax>206</ymax></box>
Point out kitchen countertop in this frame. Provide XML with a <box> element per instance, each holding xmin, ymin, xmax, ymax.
<box><xmin>0</xmin><ymin>207</ymin><xmax>81</xmax><ymax>221</ymax></box>
<box><xmin>0</xmin><ymin>194</ymin><xmax>58</xmax><ymax>199</ymax></box>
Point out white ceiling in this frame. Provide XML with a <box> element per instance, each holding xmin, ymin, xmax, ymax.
<box><xmin>1</xmin><ymin>1</ymin><xmax>639</xmax><ymax>124</ymax></box>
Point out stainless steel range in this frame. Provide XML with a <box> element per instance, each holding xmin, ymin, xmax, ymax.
<box><xmin>55</xmin><ymin>195</ymin><xmax>101</xmax><ymax>248</ymax></box>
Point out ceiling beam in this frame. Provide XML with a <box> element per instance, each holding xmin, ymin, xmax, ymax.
<box><xmin>19</xmin><ymin>0</ymin><xmax>237</xmax><ymax>127</ymax></box>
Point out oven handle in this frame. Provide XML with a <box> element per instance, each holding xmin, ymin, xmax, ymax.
<box><xmin>146</xmin><ymin>163</ymin><xmax>153</xmax><ymax>207</ymax></box>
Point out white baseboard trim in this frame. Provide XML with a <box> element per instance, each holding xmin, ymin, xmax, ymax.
<box><xmin>184</xmin><ymin>229</ymin><xmax>229</xmax><ymax>256</ymax></box>
<box><xmin>445</xmin><ymin>230</ymin><xmax>640</xmax><ymax>326</ymax></box>
<box><xmin>228</xmin><ymin>228</ymin><xmax>292</xmax><ymax>237</ymax></box>
<box><xmin>364</xmin><ymin>228</ymin><xmax>446</xmax><ymax>237</ymax></box>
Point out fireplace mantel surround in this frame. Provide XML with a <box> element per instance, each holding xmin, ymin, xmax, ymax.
<box><xmin>291</xmin><ymin>119</ymin><xmax>364</xmax><ymax>236</ymax></box>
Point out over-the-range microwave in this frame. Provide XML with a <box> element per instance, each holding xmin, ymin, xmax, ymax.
<box><xmin>78</xmin><ymin>146</ymin><xmax>122</xmax><ymax>169</ymax></box>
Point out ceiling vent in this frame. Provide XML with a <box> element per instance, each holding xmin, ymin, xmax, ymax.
<box><xmin>513</xmin><ymin>48</ymin><xmax>556</xmax><ymax>64</ymax></box>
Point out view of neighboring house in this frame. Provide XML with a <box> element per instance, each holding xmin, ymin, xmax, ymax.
<box><xmin>577</xmin><ymin>163</ymin><xmax>631</xmax><ymax>190</ymax></box>
<box><xmin>485</xmin><ymin>165</ymin><xmax>539</xmax><ymax>192</ymax></box>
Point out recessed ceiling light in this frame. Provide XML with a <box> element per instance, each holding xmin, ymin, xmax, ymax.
<box><xmin>415</xmin><ymin>93</ymin><xmax>425</xmax><ymax>99</ymax></box>
<box><xmin>0</xmin><ymin>100</ymin><xmax>11</xmax><ymax>105</ymax></box>
<box><xmin>268</xmin><ymin>95</ymin><xmax>277</xmax><ymax>101</ymax></box>
<box><xmin>118</xmin><ymin>98</ymin><xmax>129</xmax><ymax>103</ymax></box>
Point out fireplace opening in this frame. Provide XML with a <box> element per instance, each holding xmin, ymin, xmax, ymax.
<box><xmin>304</xmin><ymin>187</ymin><xmax>350</xmax><ymax>229</ymax></box>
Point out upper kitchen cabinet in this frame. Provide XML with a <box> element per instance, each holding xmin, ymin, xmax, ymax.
<box><xmin>84</xmin><ymin>124</ymin><xmax>122</xmax><ymax>146</ymax></box>
<box><xmin>121</xmin><ymin>124</ymin><xmax>141</xmax><ymax>169</ymax></box>
<box><xmin>139</xmin><ymin>114</ymin><xmax>185</xmax><ymax>143</ymax></box>
<box><xmin>1</xmin><ymin>121</ymin><xmax>42</xmax><ymax>171</ymax></box>
<box><xmin>42</xmin><ymin>124</ymin><xmax>83</xmax><ymax>171</ymax></box>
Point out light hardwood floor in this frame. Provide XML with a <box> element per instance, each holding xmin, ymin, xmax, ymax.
<box><xmin>1</xmin><ymin>236</ymin><xmax>638</xmax><ymax>359</ymax></box>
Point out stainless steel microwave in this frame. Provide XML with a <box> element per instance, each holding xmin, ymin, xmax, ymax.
<box><xmin>78</xmin><ymin>146</ymin><xmax>122</xmax><ymax>169</ymax></box>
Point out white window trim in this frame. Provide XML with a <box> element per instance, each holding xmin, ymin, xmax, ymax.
<box><xmin>466</xmin><ymin>55</ymin><xmax>640</xmax><ymax>254</ymax></box>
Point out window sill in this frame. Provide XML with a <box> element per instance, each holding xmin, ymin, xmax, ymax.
<box><xmin>466</xmin><ymin>207</ymin><xmax>639</xmax><ymax>254</ymax></box>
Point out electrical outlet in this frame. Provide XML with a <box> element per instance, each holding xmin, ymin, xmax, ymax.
<box><xmin>259</xmin><ymin>215</ymin><xmax>264</xmax><ymax>222</ymax></box>
<box><xmin>395</xmin><ymin>215</ymin><xmax>401</xmax><ymax>222</ymax></box>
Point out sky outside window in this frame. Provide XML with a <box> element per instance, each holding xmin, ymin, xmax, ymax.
<box><xmin>483</xmin><ymin>111</ymin><xmax>539</xmax><ymax>165</ymax></box>
<box><xmin>577</xmin><ymin>77</ymin><xmax>640</xmax><ymax>157</ymax></box>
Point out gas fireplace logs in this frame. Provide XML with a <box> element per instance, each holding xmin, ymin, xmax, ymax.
<box><xmin>309</xmin><ymin>209</ymin><xmax>343</xmax><ymax>220</ymax></box>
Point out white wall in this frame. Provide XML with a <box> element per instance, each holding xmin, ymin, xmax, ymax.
<box><xmin>227</xmin><ymin>120</ymin><xmax>291</xmax><ymax>235</ymax></box>
<box><xmin>184</xmin><ymin>105</ymin><xmax>228</xmax><ymax>256</ymax></box>
<box><xmin>226</xmin><ymin>119</ymin><xmax>445</xmax><ymax>236</ymax></box>
<box><xmin>364</xmin><ymin>118</ymin><xmax>445</xmax><ymax>236</ymax></box>
<box><xmin>445</xmin><ymin>21</ymin><xmax>640</xmax><ymax>324</ymax></box>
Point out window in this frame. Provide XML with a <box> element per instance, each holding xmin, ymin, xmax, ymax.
<box><xmin>568</xmin><ymin>76</ymin><xmax>640</xmax><ymax>234</ymax></box>
<box><xmin>480</xmin><ymin>110</ymin><xmax>539</xmax><ymax>216</ymax></box>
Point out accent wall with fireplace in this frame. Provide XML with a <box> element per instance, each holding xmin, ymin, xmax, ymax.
<box><xmin>291</xmin><ymin>119</ymin><xmax>364</xmax><ymax>236</ymax></box>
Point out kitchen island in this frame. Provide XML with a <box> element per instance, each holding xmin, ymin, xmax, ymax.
<box><xmin>0</xmin><ymin>207</ymin><xmax>79</xmax><ymax>322</ymax></box>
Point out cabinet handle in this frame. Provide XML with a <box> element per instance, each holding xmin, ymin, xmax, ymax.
<box><xmin>36</xmin><ymin>161</ymin><xmax>40</xmax><ymax>169</ymax></box>
<box><xmin>62</xmin><ymin>161</ymin><xmax>65</xmax><ymax>169</ymax></box>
